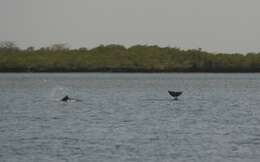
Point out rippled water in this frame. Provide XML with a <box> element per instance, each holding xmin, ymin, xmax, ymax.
<box><xmin>1</xmin><ymin>73</ymin><xmax>260</xmax><ymax>162</ymax></box>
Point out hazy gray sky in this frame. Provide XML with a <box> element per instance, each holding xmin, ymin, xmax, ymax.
<box><xmin>0</xmin><ymin>0</ymin><xmax>259</xmax><ymax>53</ymax></box>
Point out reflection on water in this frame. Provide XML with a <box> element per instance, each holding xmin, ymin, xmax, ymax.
<box><xmin>0</xmin><ymin>73</ymin><xmax>260</xmax><ymax>162</ymax></box>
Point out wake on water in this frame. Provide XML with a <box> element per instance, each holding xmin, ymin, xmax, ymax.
<box><xmin>50</xmin><ymin>87</ymin><xmax>81</xmax><ymax>102</ymax></box>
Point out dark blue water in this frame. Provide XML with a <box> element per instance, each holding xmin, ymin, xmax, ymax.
<box><xmin>1</xmin><ymin>73</ymin><xmax>260</xmax><ymax>162</ymax></box>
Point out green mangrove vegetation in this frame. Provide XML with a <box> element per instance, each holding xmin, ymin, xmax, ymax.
<box><xmin>1</xmin><ymin>41</ymin><xmax>260</xmax><ymax>72</ymax></box>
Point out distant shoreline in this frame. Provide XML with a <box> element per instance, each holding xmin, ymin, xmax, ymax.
<box><xmin>1</xmin><ymin>71</ymin><xmax>260</xmax><ymax>73</ymax></box>
<box><xmin>1</xmin><ymin>44</ymin><xmax>260</xmax><ymax>73</ymax></box>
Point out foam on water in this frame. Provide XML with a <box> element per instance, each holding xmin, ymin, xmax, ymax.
<box><xmin>50</xmin><ymin>86</ymin><xmax>71</xmax><ymax>100</ymax></box>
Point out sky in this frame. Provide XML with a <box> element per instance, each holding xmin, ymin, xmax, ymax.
<box><xmin>0</xmin><ymin>0</ymin><xmax>260</xmax><ymax>53</ymax></box>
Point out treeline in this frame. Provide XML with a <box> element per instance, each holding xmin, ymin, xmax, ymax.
<box><xmin>0</xmin><ymin>41</ymin><xmax>260</xmax><ymax>72</ymax></box>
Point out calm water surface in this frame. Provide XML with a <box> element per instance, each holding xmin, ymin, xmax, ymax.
<box><xmin>0</xmin><ymin>73</ymin><xmax>260</xmax><ymax>162</ymax></box>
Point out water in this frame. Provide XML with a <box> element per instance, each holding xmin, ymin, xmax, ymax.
<box><xmin>0</xmin><ymin>73</ymin><xmax>260</xmax><ymax>162</ymax></box>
